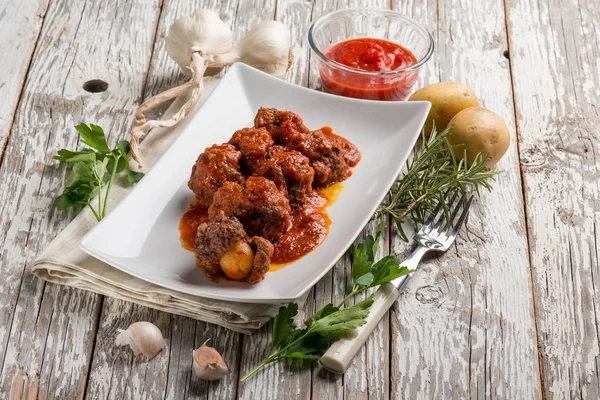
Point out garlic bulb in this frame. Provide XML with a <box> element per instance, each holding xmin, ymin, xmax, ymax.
<box><xmin>166</xmin><ymin>10</ymin><xmax>233</xmax><ymax>77</ymax></box>
<box><xmin>115</xmin><ymin>321</ymin><xmax>165</xmax><ymax>360</ymax></box>
<box><xmin>192</xmin><ymin>341</ymin><xmax>228</xmax><ymax>380</ymax></box>
<box><xmin>129</xmin><ymin>11</ymin><xmax>293</xmax><ymax>166</ymax></box>
<box><xmin>235</xmin><ymin>21</ymin><xmax>293</xmax><ymax>78</ymax></box>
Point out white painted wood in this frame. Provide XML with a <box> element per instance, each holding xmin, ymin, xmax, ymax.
<box><xmin>0</xmin><ymin>0</ymin><xmax>50</xmax><ymax>156</ymax></box>
<box><xmin>3</xmin><ymin>0</ymin><xmax>582</xmax><ymax>398</ymax></box>
<box><xmin>0</xmin><ymin>0</ymin><xmax>162</xmax><ymax>397</ymax></box>
<box><xmin>388</xmin><ymin>0</ymin><xmax>542</xmax><ymax>398</ymax></box>
<box><xmin>506</xmin><ymin>0</ymin><xmax>600</xmax><ymax>397</ymax></box>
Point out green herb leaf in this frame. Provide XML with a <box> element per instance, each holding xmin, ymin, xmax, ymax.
<box><xmin>66</xmin><ymin>162</ymin><xmax>95</xmax><ymax>186</ymax></box>
<box><xmin>65</xmin><ymin>152</ymin><xmax>98</xmax><ymax>164</ymax></box>
<box><xmin>350</xmin><ymin>221</ymin><xmax>384</xmax><ymax>283</ymax></box>
<box><xmin>116</xmin><ymin>140</ymin><xmax>130</xmax><ymax>155</ymax></box>
<box><xmin>283</xmin><ymin>332</ymin><xmax>329</xmax><ymax>356</ymax></box>
<box><xmin>305</xmin><ymin>303</ymin><xmax>338</xmax><ymax>328</ymax></box>
<box><xmin>54</xmin><ymin>193</ymin><xmax>77</xmax><ymax>209</ymax></box>
<box><xmin>354</xmin><ymin>272</ymin><xmax>374</xmax><ymax>286</ymax></box>
<box><xmin>310</xmin><ymin>295</ymin><xmax>373</xmax><ymax>331</ymax></box>
<box><xmin>127</xmin><ymin>169</ymin><xmax>145</xmax><ymax>184</ymax></box>
<box><xmin>269</xmin><ymin>303</ymin><xmax>298</xmax><ymax>353</ymax></box>
<box><xmin>54</xmin><ymin>124</ymin><xmax>143</xmax><ymax>221</ymax></box>
<box><xmin>92</xmin><ymin>158</ymin><xmax>109</xmax><ymax>181</ymax></box>
<box><xmin>370</xmin><ymin>257</ymin><xmax>411</xmax><ymax>287</ymax></box>
<box><xmin>282</xmin><ymin>351</ymin><xmax>320</xmax><ymax>368</ymax></box>
<box><xmin>75</xmin><ymin>123</ymin><xmax>111</xmax><ymax>154</ymax></box>
<box><xmin>54</xmin><ymin>148</ymin><xmax>96</xmax><ymax>163</ymax></box>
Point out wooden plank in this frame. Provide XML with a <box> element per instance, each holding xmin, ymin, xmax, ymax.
<box><xmin>388</xmin><ymin>0</ymin><xmax>542</xmax><ymax>398</ymax></box>
<box><xmin>0</xmin><ymin>0</ymin><xmax>162</xmax><ymax>397</ymax></box>
<box><xmin>505</xmin><ymin>0</ymin><xmax>600</xmax><ymax>397</ymax></box>
<box><xmin>0</xmin><ymin>0</ymin><xmax>50</xmax><ymax>158</ymax></box>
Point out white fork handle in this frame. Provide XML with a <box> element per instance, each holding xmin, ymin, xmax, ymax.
<box><xmin>319</xmin><ymin>283</ymin><xmax>399</xmax><ymax>373</ymax></box>
<box><xmin>319</xmin><ymin>246</ymin><xmax>428</xmax><ymax>374</ymax></box>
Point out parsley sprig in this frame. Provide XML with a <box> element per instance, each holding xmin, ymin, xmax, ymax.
<box><xmin>54</xmin><ymin>124</ymin><xmax>144</xmax><ymax>221</ymax></box>
<box><xmin>240</xmin><ymin>223</ymin><xmax>411</xmax><ymax>383</ymax></box>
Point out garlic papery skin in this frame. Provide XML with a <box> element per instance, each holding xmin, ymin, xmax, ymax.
<box><xmin>115</xmin><ymin>321</ymin><xmax>165</xmax><ymax>360</ymax></box>
<box><xmin>166</xmin><ymin>10</ymin><xmax>233</xmax><ymax>77</ymax></box>
<box><xmin>211</xmin><ymin>20</ymin><xmax>292</xmax><ymax>78</ymax></box>
<box><xmin>237</xmin><ymin>21</ymin><xmax>292</xmax><ymax>78</ymax></box>
<box><xmin>192</xmin><ymin>343</ymin><xmax>228</xmax><ymax>380</ymax></box>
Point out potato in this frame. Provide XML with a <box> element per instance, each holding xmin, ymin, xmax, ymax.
<box><xmin>447</xmin><ymin>107</ymin><xmax>510</xmax><ymax>168</ymax></box>
<box><xmin>219</xmin><ymin>241</ymin><xmax>254</xmax><ymax>280</ymax></box>
<box><xmin>409</xmin><ymin>82</ymin><xmax>479</xmax><ymax>134</ymax></box>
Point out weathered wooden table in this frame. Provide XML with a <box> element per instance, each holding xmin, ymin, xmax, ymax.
<box><xmin>1</xmin><ymin>0</ymin><xmax>597</xmax><ymax>398</ymax></box>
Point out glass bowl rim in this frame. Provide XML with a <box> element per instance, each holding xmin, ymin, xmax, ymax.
<box><xmin>308</xmin><ymin>8</ymin><xmax>435</xmax><ymax>76</ymax></box>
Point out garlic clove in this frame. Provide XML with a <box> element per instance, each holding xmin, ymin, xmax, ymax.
<box><xmin>192</xmin><ymin>342</ymin><xmax>228</xmax><ymax>380</ymax></box>
<box><xmin>115</xmin><ymin>321</ymin><xmax>165</xmax><ymax>360</ymax></box>
<box><xmin>236</xmin><ymin>20</ymin><xmax>292</xmax><ymax>78</ymax></box>
<box><xmin>166</xmin><ymin>10</ymin><xmax>234</xmax><ymax>77</ymax></box>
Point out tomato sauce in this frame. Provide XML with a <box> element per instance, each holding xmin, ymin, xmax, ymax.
<box><xmin>179</xmin><ymin>201</ymin><xmax>210</xmax><ymax>252</ymax></box>
<box><xmin>178</xmin><ymin>183</ymin><xmax>342</xmax><ymax>269</ymax></box>
<box><xmin>319</xmin><ymin>38</ymin><xmax>419</xmax><ymax>101</ymax></box>
<box><xmin>326</xmin><ymin>38</ymin><xmax>416</xmax><ymax>72</ymax></box>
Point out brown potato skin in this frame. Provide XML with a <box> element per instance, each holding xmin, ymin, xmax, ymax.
<box><xmin>447</xmin><ymin>107</ymin><xmax>510</xmax><ymax>168</ymax></box>
<box><xmin>409</xmin><ymin>82</ymin><xmax>479</xmax><ymax>134</ymax></box>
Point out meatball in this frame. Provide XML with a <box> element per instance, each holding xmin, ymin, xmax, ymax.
<box><xmin>228</xmin><ymin>127</ymin><xmax>274</xmax><ymax>173</ymax></box>
<box><xmin>195</xmin><ymin>213</ymin><xmax>248</xmax><ymax>276</ymax></box>
<box><xmin>209</xmin><ymin>177</ymin><xmax>291</xmax><ymax>241</ymax></box>
<box><xmin>254</xmin><ymin>108</ymin><xmax>361</xmax><ymax>187</ymax></box>
<box><xmin>188</xmin><ymin>144</ymin><xmax>244</xmax><ymax>207</ymax></box>
<box><xmin>195</xmin><ymin>213</ymin><xmax>275</xmax><ymax>282</ymax></box>
<box><xmin>254</xmin><ymin>107</ymin><xmax>310</xmax><ymax>143</ymax></box>
<box><xmin>257</xmin><ymin>150</ymin><xmax>314</xmax><ymax>204</ymax></box>
<box><xmin>246</xmin><ymin>236</ymin><xmax>274</xmax><ymax>284</ymax></box>
<box><xmin>330</xmin><ymin>133</ymin><xmax>361</xmax><ymax>168</ymax></box>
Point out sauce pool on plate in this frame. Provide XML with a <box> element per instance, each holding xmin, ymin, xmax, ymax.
<box><xmin>319</xmin><ymin>37</ymin><xmax>419</xmax><ymax>101</ymax></box>
<box><xmin>179</xmin><ymin>183</ymin><xmax>343</xmax><ymax>272</ymax></box>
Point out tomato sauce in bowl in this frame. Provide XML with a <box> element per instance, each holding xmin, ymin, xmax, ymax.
<box><xmin>325</xmin><ymin>38</ymin><xmax>417</xmax><ymax>72</ymax></box>
<box><xmin>308</xmin><ymin>9</ymin><xmax>434</xmax><ymax>101</ymax></box>
<box><xmin>319</xmin><ymin>38</ymin><xmax>419</xmax><ymax>101</ymax></box>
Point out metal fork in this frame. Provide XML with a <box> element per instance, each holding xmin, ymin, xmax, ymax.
<box><xmin>319</xmin><ymin>191</ymin><xmax>474</xmax><ymax>374</ymax></box>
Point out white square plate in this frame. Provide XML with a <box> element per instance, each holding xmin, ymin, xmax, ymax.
<box><xmin>80</xmin><ymin>63</ymin><xmax>430</xmax><ymax>303</ymax></box>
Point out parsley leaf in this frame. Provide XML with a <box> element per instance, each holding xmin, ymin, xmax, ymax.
<box><xmin>75</xmin><ymin>123</ymin><xmax>111</xmax><ymax>154</ymax></box>
<box><xmin>269</xmin><ymin>303</ymin><xmax>298</xmax><ymax>354</ymax></box>
<box><xmin>54</xmin><ymin>123</ymin><xmax>144</xmax><ymax>221</ymax></box>
<box><xmin>304</xmin><ymin>303</ymin><xmax>338</xmax><ymax>327</ymax></box>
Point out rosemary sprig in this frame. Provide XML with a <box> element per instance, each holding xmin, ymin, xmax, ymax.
<box><xmin>373</xmin><ymin>125</ymin><xmax>500</xmax><ymax>240</ymax></box>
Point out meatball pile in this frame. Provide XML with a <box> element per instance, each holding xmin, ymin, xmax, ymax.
<box><xmin>188</xmin><ymin>108</ymin><xmax>361</xmax><ymax>284</ymax></box>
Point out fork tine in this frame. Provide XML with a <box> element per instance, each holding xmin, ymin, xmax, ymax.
<box><xmin>440</xmin><ymin>193</ymin><xmax>467</xmax><ymax>234</ymax></box>
<box><xmin>418</xmin><ymin>194</ymin><xmax>445</xmax><ymax>233</ymax></box>
<box><xmin>431</xmin><ymin>191</ymin><xmax>461</xmax><ymax>232</ymax></box>
<box><xmin>448</xmin><ymin>195</ymin><xmax>474</xmax><ymax>239</ymax></box>
<box><xmin>419</xmin><ymin>189</ymin><xmax>456</xmax><ymax>234</ymax></box>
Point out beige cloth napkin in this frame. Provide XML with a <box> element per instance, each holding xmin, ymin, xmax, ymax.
<box><xmin>32</xmin><ymin>78</ymin><xmax>303</xmax><ymax>334</ymax></box>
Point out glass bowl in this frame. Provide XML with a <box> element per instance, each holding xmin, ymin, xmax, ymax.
<box><xmin>308</xmin><ymin>8</ymin><xmax>434</xmax><ymax>101</ymax></box>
